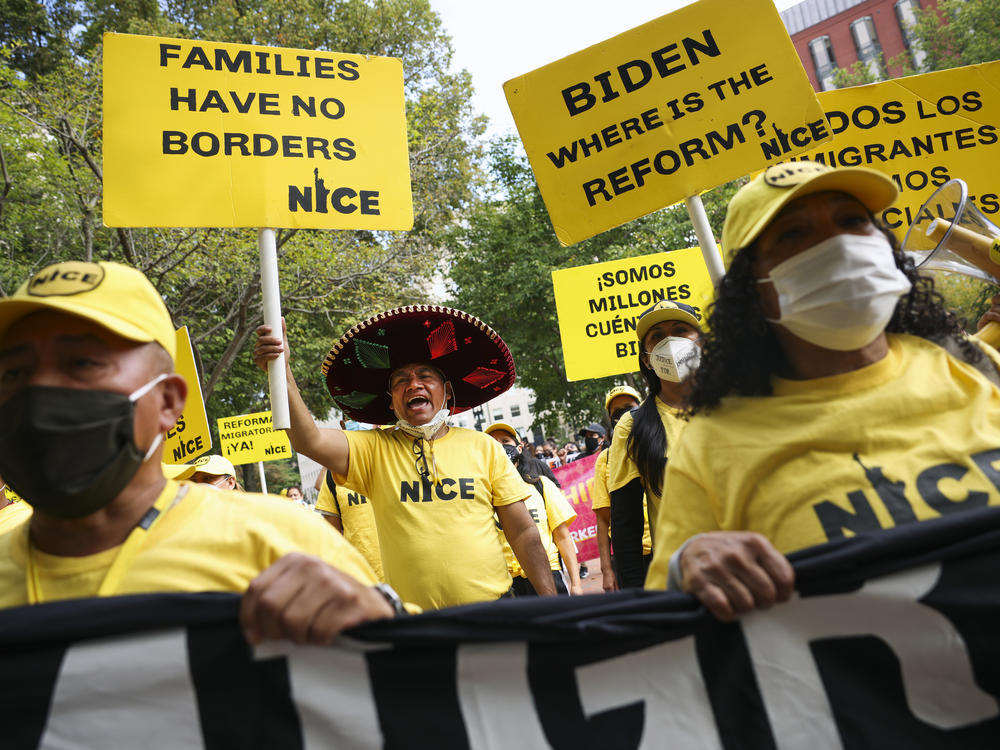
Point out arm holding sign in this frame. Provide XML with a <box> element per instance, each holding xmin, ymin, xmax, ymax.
<box><xmin>645</xmin><ymin>463</ymin><xmax>795</xmax><ymax>622</ymax></box>
<box><xmin>253</xmin><ymin>320</ymin><xmax>350</xmax><ymax>477</ymax></box>
<box><xmin>674</xmin><ymin>533</ymin><xmax>794</xmax><ymax>623</ymax></box>
<box><xmin>241</xmin><ymin>552</ymin><xmax>393</xmax><ymax>646</ymax></box>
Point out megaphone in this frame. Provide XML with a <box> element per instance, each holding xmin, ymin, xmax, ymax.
<box><xmin>902</xmin><ymin>178</ymin><xmax>1000</xmax><ymax>348</ymax></box>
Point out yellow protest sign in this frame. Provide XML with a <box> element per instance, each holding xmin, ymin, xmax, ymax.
<box><xmin>771</xmin><ymin>61</ymin><xmax>1000</xmax><ymax>237</ymax></box>
<box><xmin>103</xmin><ymin>32</ymin><xmax>412</xmax><ymax>230</ymax></box>
<box><xmin>164</xmin><ymin>326</ymin><xmax>212</xmax><ymax>464</ymax></box>
<box><xmin>504</xmin><ymin>0</ymin><xmax>829</xmax><ymax>246</ymax></box>
<box><xmin>217</xmin><ymin>411</ymin><xmax>292</xmax><ymax>465</ymax></box>
<box><xmin>552</xmin><ymin>246</ymin><xmax>718</xmax><ymax>381</ymax></box>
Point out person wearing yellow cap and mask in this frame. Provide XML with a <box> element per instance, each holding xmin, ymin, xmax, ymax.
<box><xmin>590</xmin><ymin>385</ymin><xmax>651</xmax><ymax>593</ymax></box>
<box><xmin>485</xmin><ymin>422</ymin><xmax>581</xmax><ymax>596</ymax></box>
<box><xmin>254</xmin><ymin>306</ymin><xmax>556</xmax><ymax>611</ymax></box>
<box><xmin>646</xmin><ymin>162</ymin><xmax>1000</xmax><ymax>622</ymax></box>
<box><xmin>607</xmin><ymin>301</ymin><xmax>704</xmax><ymax>589</ymax></box>
<box><xmin>0</xmin><ymin>260</ymin><xmax>398</xmax><ymax>642</ymax></box>
<box><xmin>163</xmin><ymin>454</ymin><xmax>239</xmax><ymax>490</ymax></box>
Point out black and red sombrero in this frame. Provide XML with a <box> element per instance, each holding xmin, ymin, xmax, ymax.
<box><xmin>321</xmin><ymin>305</ymin><xmax>516</xmax><ymax>424</ymax></box>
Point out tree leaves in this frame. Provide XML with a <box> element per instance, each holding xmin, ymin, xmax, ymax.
<box><xmin>0</xmin><ymin>0</ymin><xmax>482</xmax><ymax>456</ymax></box>
<box><xmin>444</xmin><ymin>135</ymin><xmax>740</xmax><ymax>440</ymax></box>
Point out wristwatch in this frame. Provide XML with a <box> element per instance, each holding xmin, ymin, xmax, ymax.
<box><xmin>375</xmin><ymin>582</ymin><xmax>405</xmax><ymax>616</ymax></box>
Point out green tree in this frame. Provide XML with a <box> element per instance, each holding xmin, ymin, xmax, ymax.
<box><xmin>0</xmin><ymin>0</ymin><xmax>78</xmax><ymax>79</ymax></box>
<box><xmin>0</xmin><ymin>0</ymin><xmax>484</xmax><ymax>444</ymax></box>
<box><xmin>831</xmin><ymin>51</ymin><xmax>915</xmax><ymax>88</ymax></box>
<box><xmin>829</xmin><ymin>0</ymin><xmax>997</xmax><ymax>87</ymax></box>
<box><xmin>910</xmin><ymin>0</ymin><xmax>1000</xmax><ymax>71</ymax></box>
<box><xmin>446</xmin><ymin>136</ymin><xmax>740</xmax><ymax>437</ymax></box>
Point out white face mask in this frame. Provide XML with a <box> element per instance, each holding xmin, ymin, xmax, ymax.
<box><xmin>648</xmin><ymin>336</ymin><xmax>701</xmax><ymax>383</ymax></box>
<box><xmin>395</xmin><ymin>407</ymin><xmax>451</xmax><ymax>441</ymax></box>
<box><xmin>758</xmin><ymin>233</ymin><xmax>912</xmax><ymax>351</ymax></box>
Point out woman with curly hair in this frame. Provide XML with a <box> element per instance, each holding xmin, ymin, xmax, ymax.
<box><xmin>608</xmin><ymin>301</ymin><xmax>704</xmax><ymax>588</ymax></box>
<box><xmin>645</xmin><ymin>162</ymin><xmax>1000</xmax><ymax>621</ymax></box>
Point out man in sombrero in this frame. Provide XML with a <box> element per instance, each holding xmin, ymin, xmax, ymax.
<box><xmin>254</xmin><ymin>305</ymin><xmax>556</xmax><ymax>610</ymax></box>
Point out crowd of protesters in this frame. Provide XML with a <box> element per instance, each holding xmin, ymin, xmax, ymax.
<box><xmin>1</xmin><ymin>163</ymin><xmax>1000</xmax><ymax>644</ymax></box>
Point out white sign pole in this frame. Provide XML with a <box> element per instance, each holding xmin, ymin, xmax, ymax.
<box><xmin>257</xmin><ymin>461</ymin><xmax>268</xmax><ymax>494</ymax></box>
<box><xmin>684</xmin><ymin>195</ymin><xmax>725</xmax><ymax>286</ymax></box>
<box><xmin>259</xmin><ymin>227</ymin><xmax>290</xmax><ymax>430</ymax></box>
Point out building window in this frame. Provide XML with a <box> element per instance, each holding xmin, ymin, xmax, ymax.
<box><xmin>850</xmin><ymin>16</ymin><xmax>883</xmax><ymax>80</ymax></box>
<box><xmin>808</xmin><ymin>35</ymin><xmax>838</xmax><ymax>91</ymax></box>
<box><xmin>895</xmin><ymin>0</ymin><xmax>927</xmax><ymax>70</ymax></box>
<box><xmin>492</xmin><ymin>408</ymin><xmax>504</xmax><ymax>421</ymax></box>
<box><xmin>510</xmin><ymin>405</ymin><xmax>521</xmax><ymax>417</ymax></box>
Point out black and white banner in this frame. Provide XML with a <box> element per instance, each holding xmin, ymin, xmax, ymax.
<box><xmin>4</xmin><ymin>508</ymin><xmax>1000</xmax><ymax>749</ymax></box>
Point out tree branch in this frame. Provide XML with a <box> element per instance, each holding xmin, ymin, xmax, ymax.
<box><xmin>0</xmin><ymin>145</ymin><xmax>11</xmax><ymax>222</ymax></box>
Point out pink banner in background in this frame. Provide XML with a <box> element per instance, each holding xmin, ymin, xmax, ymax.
<box><xmin>552</xmin><ymin>453</ymin><xmax>599</xmax><ymax>562</ymax></box>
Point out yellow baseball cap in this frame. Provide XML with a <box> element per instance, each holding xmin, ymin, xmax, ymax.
<box><xmin>484</xmin><ymin>421</ymin><xmax>520</xmax><ymax>442</ymax></box>
<box><xmin>0</xmin><ymin>261</ymin><xmax>176</xmax><ymax>361</ymax></box>
<box><xmin>635</xmin><ymin>301</ymin><xmax>702</xmax><ymax>342</ymax></box>
<box><xmin>163</xmin><ymin>454</ymin><xmax>236</xmax><ymax>480</ymax></box>
<box><xmin>721</xmin><ymin>162</ymin><xmax>898</xmax><ymax>264</ymax></box>
<box><xmin>604</xmin><ymin>384</ymin><xmax>641</xmax><ymax>414</ymax></box>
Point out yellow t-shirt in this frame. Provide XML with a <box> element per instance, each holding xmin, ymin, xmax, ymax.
<box><xmin>647</xmin><ymin>334</ymin><xmax>1000</xmax><ymax>589</ymax></box>
<box><xmin>591</xmin><ymin>450</ymin><xmax>652</xmax><ymax>555</ymax></box>
<box><xmin>0</xmin><ymin>480</ymin><xmax>378</xmax><ymax>608</ymax></box>
<box><xmin>0</xmin><ymin>501</ymin><xmax>31</xmax><ymax>537</ymax></box>
<box><xmin>315</xmin><ymin>478</ymin><xmax>384</xmax><ymax>582</ymax></box>
<box><xmin>335</xmin><ymin>426</ymin><xmax>529</xmax><ymax>610</ymax></box>
<box><xmin>497</xmin><ymin>475</ymin><xmax>577</xmax><ymax>577</ymax></box>
<box><xmin>607</xmin><ymin>398</ymin><xmax>687</xmax><ymax>529</ymax></box>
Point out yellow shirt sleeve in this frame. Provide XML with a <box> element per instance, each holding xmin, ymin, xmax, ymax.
<box><xmin>540</xmin><ymin>476</ymin><xmax>577</xmax><ymax>531</ymax></box>
<box><xmin>644</xmin><ymin>458</ymin><xmax>719</xmax><ymax>590</ymax></box>
<box><xmin>591</xmin><ymin>450</ymin><xmax>611</xmax><ymax>511</ymax></box>
<box><xmin>0</xmin><ymin>501</ymin><xmax>32</xmax><ymax>537</ymax></box>
<box><xmin>314</xmin><ymin>477</ymin><xmax>341</xmax><ymax>517</ymax></box>
<box><xmin>336</xmin><ymin>428</ymin><xmax>378</xmax><ymax>495</ymax></box>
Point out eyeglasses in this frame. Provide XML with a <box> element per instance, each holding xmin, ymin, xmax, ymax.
<box><xmin>412</xmin><ymin>437</ymin><xmax>430</xmax><ymax>480</ymax></box>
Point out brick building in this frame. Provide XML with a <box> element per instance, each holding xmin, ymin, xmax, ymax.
<box><xmin>781</xmin><ymin>0</ymin><xmax>939</xmax><ymax>91</ymax></box>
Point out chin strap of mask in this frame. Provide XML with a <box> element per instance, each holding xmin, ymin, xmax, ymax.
<box><xmin>132</xmin><ymin>373</ymin><xmax>169</xmax><ymax>463</ymax></box>
<box><xmin>394</xmin><ymin>386</ymin><xmax>454</xmax><ymax>486</ymax></box>
<box><xmin>396</xmin><ymin>409</ymin><xmax>449</xmax><ymax>486</ymax></box>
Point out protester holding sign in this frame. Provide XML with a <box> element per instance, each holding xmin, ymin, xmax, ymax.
<box><xmin>486</xmin><ymin>422</ymin><xmax>581</xmax><ymax>596</ymax></box>
<box><xmin>646</xmin><ymin>162</ymin><xmax>1000</xmax><ymax>621</ymax></box>
<box><xmin>0</xmin><ymin>261</ymin><xmax>397</xmax><ymax>642</ymax></box>
<box><xmin>253</xmin><ymin>306</ymin><xmax>556</xmax><ymax>610</ymax></box>
<box><xmin>608</xmin><ymin>301</ymin><xmax>703</xmax><ymax>588</ymax></box>
<box><xmin>590</xmin><ymin>385</ymin><xmax>649</xmax><ymax>593</ymax></box>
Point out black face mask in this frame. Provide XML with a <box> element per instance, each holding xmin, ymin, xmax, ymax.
<box><xmin>0</xmin><ymin>380</ymin><xmax>163</xmax><ymax>520</ymax></box>
<box><xmin>584</xmin><ymin>436</ymin><xmax>601</xmax><ymax>453</ymax></box>
<box><xmin>502</xmin><ymin>444</ymin><xmax>520</xmax><ymax>465</ymax></box>
<box><xmin>610</xmin><ymin>406</ymin><xmax>633</xmax><ymax>428</ymax></box>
